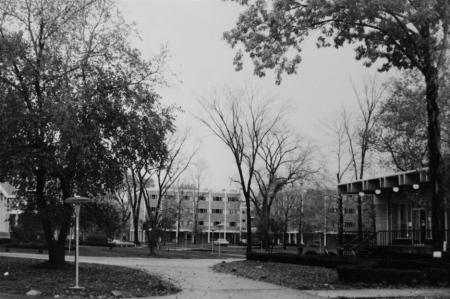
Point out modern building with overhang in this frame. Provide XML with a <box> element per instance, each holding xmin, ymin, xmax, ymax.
<box><xmin>338</xmin><ymin>168</ymin><xmax>449</xmax><ymax>257</ymax></box>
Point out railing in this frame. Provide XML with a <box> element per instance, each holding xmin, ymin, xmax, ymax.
<box><xmin>377</xmin><ymin>229</ymin><xmax>449</xmax><ymax>247</ymax></box>
<box><xmin>338</xmin><ymin>231</ymin><xmax>377</xmax><ymax>256</ymax></box>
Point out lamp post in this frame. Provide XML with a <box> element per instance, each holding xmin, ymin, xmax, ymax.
<box><xmin>298</xmin><ymin>189</ymin><xmax>306</xmax><ymax>255</ymax></box>
<box><xmin>211</xmin><ymin>228</ymin><xmax>215</xmax><ymax>254</ymax></box>
<box><xmin>216</xmin><ymin>224</ymin><xmax>224</xmax><ymax>258</ymax></box>
<box><xmin>65</xmin><ymin>196</ymin><xmax>91</xmax><ymax>289</ymax></box>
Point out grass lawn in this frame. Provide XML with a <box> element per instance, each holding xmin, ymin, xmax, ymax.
<box><xmin>0</xmin><ymin>256</ymin><xmax>180</xmax><ymax>298</ymax></box>
<box><xmin>212</xmin><ymin>260</ymin><xmax>444</xmax><ymax>291</ymax></box>
<box><xmin>4</xmin><ymin>242</ymin><xmax>247</xmax><ymax>259</ymax></box>
<box><xmin>0</xmin><ymin>243</ymin><xmax>245</xmax><ymax>298</ymax></box>
<box><xmin>3</xmin><ymin>243</ymin><xmax>443</xmax><ymax>298</ymax></box>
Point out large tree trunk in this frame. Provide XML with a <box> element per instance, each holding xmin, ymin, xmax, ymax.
<box><xmin>245</xmin><ymin>193</ymin><xmax>252</xmax><ymax>254</ymax></box>
<box><xmin>36</xmin><ymin>169</ymin><xmax>71</xmax><ymax>266</ymax></box>
<box><xmin>132</xmin><ymin>214</ymin><xmax>140</xmax><ymax>245</ymax></box>
<box><xmin>425</xmin><ymin>66</ymin><xmax>447</xmax><ymax>252</ymax></box>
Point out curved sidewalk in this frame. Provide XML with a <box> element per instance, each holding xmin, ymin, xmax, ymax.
<box><xmin>1</xmin><ymin>253</ymin><xmax>449</xmax><ymax>298</ymax></box>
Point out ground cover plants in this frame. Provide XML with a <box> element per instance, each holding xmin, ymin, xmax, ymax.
<box><xmin>0</xmin><ymin>257</ymin><xmax>180</xmax><ymax>298</ymax></box>
<box><xmin>2</xmin><ymin>244</ymin><xmax>449</xmax><ymax>298</ymax></box>
<box><xmin>212</xmin><ymin>260</ymin><xmax>448</xmax><ymax>291</ymax></box>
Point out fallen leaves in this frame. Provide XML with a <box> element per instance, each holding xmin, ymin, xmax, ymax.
<box><xmin>0</xmin><ymin>257</ymin><xmax>180</xmax><ymax>298</ymax></box>
<box><xmin>212</xmin><ymin>260</ymin><xmax>440</xmax><ymax>291</ymax></box>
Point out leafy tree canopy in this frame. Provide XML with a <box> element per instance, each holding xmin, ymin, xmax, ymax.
<box><xmin>224</xmin><ymin>0</ymin><xmax>449</xmax><ymax>83</ymax></box>
<box><xmin>0</xmin><ymin>0</ymin><xmax>173</xmax><ymax>263</ymax></box>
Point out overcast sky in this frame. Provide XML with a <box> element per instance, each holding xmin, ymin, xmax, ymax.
<box><xmin>117</xmin><ymin>0</ymin><xmax>392</xmax><ymax>190</ymax></box>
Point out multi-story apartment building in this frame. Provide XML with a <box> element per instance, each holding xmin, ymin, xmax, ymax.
<box><xmin>326</xmin><ymin>194</ymin><xmax>376</xmax><ymax>233</ymax></box>
<box><xmin>130</xmin><ymin>189</ymin><xmax>245</xmax><ymax>244</ymax></box>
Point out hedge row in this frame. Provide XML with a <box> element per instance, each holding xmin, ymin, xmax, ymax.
<box><xmin>337</xmin><ymin>266</ymin><xmax>425</xmax><ymax>284</ymax></box>
<box><xmin>0</xmin><ymin>238</ymin><xmax>11</xmax><ymax>246</ymax></box>
<box><xmin>246</xmin><ymin>252</ymin><xmax>376</xmax><ymax>268</ymax></box>
<box><xmin>374</xmin><ymin>258</ymin><xmax>446</xmax><ymax>270</ymax></box>
<box><xmin>5</xmin><ymin>242</ymin><xmax>47</xmax><ymax>249</ymax></box>
<box><xmin>246</xmin><ymin>251</ymin><xmax>450</xmax><ymax>286</ymax></box>
<box><xmin>4</xmin><ymin>241</ymin><xmax>115</xmax><ymax>249</ymax></box>
<box><xmin>337</xmin><ymin>266</ymin><xmax>450</xmax><ymax>285</ymax></box>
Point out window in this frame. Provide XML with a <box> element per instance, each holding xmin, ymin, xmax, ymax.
<box><xmin>328</xmin><ymin>208</ymin><xmax>338</xmax><ymax>213</ymax></box>
<box><xmin>344</xmin><ymin>222</ymin><xmax>354</xmax><ymax>228</ymax></box>
<box><xmin>228</xmin><ymin>197</ymin><xmax>239</xmax><ymax>202</ymax></box>
<box><xmin>213</xmin><ymin>197</ymin><xmax>222</xmax><ymax>201</ymax></box>
<box><xmin>197</xmin><ymin>208</ymin><xmax>207</xmax><ymax>213</ymax></box>
<box><xmin>183</xmin><ymin>195</ymin><xmax>190</xmax><ymax>200</ymax></box>
<box><xmin>242</xmin><ymin>210</ymin><xmax>246</xmax><ymax>214</ymax></box>
<box><xmin>151</xmin><ymin>207</ymin><xmax>156</xmax><ymax>212</ymax></box>
<box><xmin>228</xmin><ymin>210</ymin><xmax>237</xmax><ymax>214</ymax></box>
<box><xmin>198</xmin><ymin>221</ymin><xmax>204</xmax><ymax>226</ymax></box>
<box><xmin>213</xmin><ymin>221</ymin><xmax>221</xmax><ymax>226</ymax></box>
<box><xmin>344</xmin><ymin>208</ymin><xmax>355</xmax><ymax>214</ymax></box>
<box><xmin>151</xmin><ymin>194</ymin><xmax>157</xmax><ymax>199</ymax></box>
<box><xmin>229</xmin><ymin>222</ymin><xmax>236</xmax><ymax>227</ymax></box>
<box><xmin>212</xmin><ymin>209</ymin><xmax>223</xmax><ymax>214</ymax></box>
<box><xmin>242</xmin><ymin>219</ymin><xmax>246</xmax><ymax>222</ymax></box>
<box><xmin>198</xmin><ymin>196</ymin><xmax>206</xmax><ymax>201</ymax></box>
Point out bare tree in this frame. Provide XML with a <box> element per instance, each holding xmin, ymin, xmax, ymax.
<box><xmin>197</xmin><ymin>85</ymin><xmax>285</xmax><ymax>253</ymax></box>
<box><xmin>322</xmin><ymin>114</ymin><xmax>353</xmax><ymax>248</ymax></box>
<box><xmin>111</xmin><ymin>189</ymin><xmax>131</xmax><ymax>241</ymax></box>
<box><xmin>343</xmin><ymin>75</ymin><xmax>385</xmax><ymax>236</ymax></box>
<box><xmin>143</xmin><ymin>129</ymin><xmax>198</xmax><ymax>255</ymax></box>
<box><xmin>253</xmin><ymin>125</ymin><xmax>317</xmax><ymax>249</ymax></box>
<box><xmin>188</xmin><ymin>159</ymin><xmax>210</xmax><ymax>244</ymax></box>
<box><xmin>124</xmin><ymin>170</ymin><xmax>151</xmax><ymax>245</ymax></box>
<box><xmin>273</xmin><ymin>187</ymin><xmax>302</xmax><ymax>250</ymax></box>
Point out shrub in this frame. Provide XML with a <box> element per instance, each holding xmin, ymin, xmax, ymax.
<box><xmin>246</xmin><ymin>252</ymin><xmax>376</xmax><ymax>269</ymax></box>
<box><xmin>5</xmin><ymin>242</ymin><xmax>46</xmax><ymax>249</ymax></box>
<box><xmin>425</xmin><ymin>268</ymin><xmax>450</xmax><ymax>286</ymax></box>
<box><xmin>374</xmin><ymin>259</ymin><xmax>443</xmax><ymax>270</ymax></box>
<box><xmin>337</xmin><ymin>265</ymin><xmax>426</xmax><ymax>284</ymax></box>
<box><xmin>85</xmin><ymin>234</ymin><xmax>108</xmax><ymax>244</ymax></box>
<box><xmin>0</xmin><ymin>238</ymin><xmax>12</xmax><ymax>246</ymax></box>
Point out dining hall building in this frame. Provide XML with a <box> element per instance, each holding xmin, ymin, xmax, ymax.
<box><xmin>337</xmin><ymin>168</ymin><xmax>449</xmax><ymax>257</ymax></box>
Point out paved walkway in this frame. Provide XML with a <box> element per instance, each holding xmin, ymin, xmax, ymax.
<box><xmin>1</xmin><ymin>252</ymin><xmax>449</xmax><ymax>298</ymax></box>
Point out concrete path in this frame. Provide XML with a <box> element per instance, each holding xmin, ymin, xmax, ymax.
<box><xmin>1</xmin><ymin>252</ymin><xmax>449</xmax><ymax>298</ymax></box>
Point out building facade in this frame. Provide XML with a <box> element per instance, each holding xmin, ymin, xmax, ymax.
<box><xmin>0</xmin><ymin>183</ymin><xmax>18</xmax><ymax>241</ymax></box>
<box><xmin>130</xmin><ymin>189</ymin><xmax>245</xmax><ymax>244</ymax></box>
<box><xmin>338</xmin><ymin>168</ymin><xmax>450</xmax><ymax>255</ymax></box>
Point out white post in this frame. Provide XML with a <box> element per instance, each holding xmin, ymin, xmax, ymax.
<box><xmin>65</xmin><ymin>196</ymin><xmax>90</xmax><ymax>290</ymax></box>
<box><xmin>73</xmin><ymin>205</ymin><xmax>81</xmax><ymax>289</ymax></box>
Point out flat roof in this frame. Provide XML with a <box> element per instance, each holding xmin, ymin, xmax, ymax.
<box><xmin>337</xmin><ymin>168</ymin><xmax>429</xmax><ymax>195</ymax></box>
